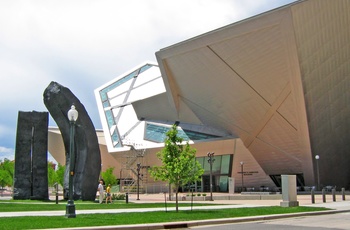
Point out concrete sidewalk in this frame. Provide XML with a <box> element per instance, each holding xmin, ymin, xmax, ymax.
<box><xmin>1</xmin><ymin>193</ymin><xmax>350</xmax><ymax>229</ymax></box>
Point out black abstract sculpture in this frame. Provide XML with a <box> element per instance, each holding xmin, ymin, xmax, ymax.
<box><xmin>13</xmin><ymin>111</ymin><xmax>49</xmax><ymax>200</ymax></box>
<box><xmin>43</xmin><ymin>81</ymin><xmax>101</xmax><ymax>201</ymax></box>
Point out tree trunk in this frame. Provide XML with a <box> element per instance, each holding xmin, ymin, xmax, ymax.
<box><xmin>175</xmin><ymin>192</ymin><xmax>179</xmax><ymax>212</ymax></box>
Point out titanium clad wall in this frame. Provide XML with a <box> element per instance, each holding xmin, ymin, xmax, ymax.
<box><xmin>292</xmin><ymin>0</ymin><xmax>350</xmax><ymax>188</ymax></box>
<box><xmin>156</xmin><ymin>3</ymin><xmax>313</xmax><ymax>184</ymax></box>
<box><xmin>156</xmin><ymin>0</ymin><xmax>350</xmax><ymax>189</ymax></box>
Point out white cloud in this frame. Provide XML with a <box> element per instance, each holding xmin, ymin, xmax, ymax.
<box><xmin>0</xmin><ymin>146</ymin><xmax>13</xmax><ymax>154</ymax></box>
<box><xmin>0</xmin><ymin>146</ymin><xmax>57</xmax><ymax>163</ymax></box>
<box><xmin>0</xmin><ymin>0</ymin><xmax>297</xmax><ymax>150</ymax></box>
<box><xmin>0</xmin><ymin>146</ymin><xmax>14</xmax><ymax>161</ymax></box>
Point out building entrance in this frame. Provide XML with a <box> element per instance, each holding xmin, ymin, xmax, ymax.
<box><xmin>202</xmin><ymin>175</ymin><xmax>216</xmax><ymax>192</ymax></box>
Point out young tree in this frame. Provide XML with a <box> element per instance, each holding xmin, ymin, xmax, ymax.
<box><xmin>149</xmin><ymin>124</ymin><xmax>204</xmax><ymax>212</ymax></box>
<box><xmin>0</xmin><ymin>159</ymin><xmax>14</xmax><ymax>188</ymax></box>
<box><xmin>101</xmin><ymin>167</ymin><xmax>117</xmax><ymax>187</ymax></box>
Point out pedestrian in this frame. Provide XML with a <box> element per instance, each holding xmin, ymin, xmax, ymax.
<box><xmin>105</xmin><ymin>184</ymin><xmax>112</xmax><ymax>204</ymax></box>
<box><xmin>98</xmin><ymin>180</ymin><xmax>104</xmax><ymax>204</ymax></box>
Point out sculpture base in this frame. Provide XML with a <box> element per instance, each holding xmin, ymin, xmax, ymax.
<box><xmin>280</xmin><ymin>201</ymin><xmax>299</xmax><ymax>207</ymax></box>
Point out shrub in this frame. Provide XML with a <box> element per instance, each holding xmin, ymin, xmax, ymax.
<box><xmin>197</xmin><ymin>193</ymin><xmax>201</xmax><ymax>196</ymax></box>
<box><xmin>111</xmin><ymin>193</ymin><xmax>126</xmax><ymax>200</ymax></box>
<box><xmin>202</xmin><ymin>193</ymin><xmax>207</xmax><ymax>196</ymax></box>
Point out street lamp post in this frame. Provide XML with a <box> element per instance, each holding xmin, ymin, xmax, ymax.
<box><xmin>136</xmin><ymin>163</ymin><xmax>141</xmax><ymax>200</ymax></box>
<box><xmin>66</xmin><ymin>105</ymin><xmax>78</xmax><ymax>218</ymax></box>
<box><xmin>240</xmin><ymin>161</ymin><xmax>244</xmax><ymax>193</ymax></box>
<box><xmin>207</xmin><ymin>152</ymin><xmax>215</xmax><ymax>201</ymax></box>
<box><xmin>315</xmin><ymin>155</ymin><xmax>320</xmax><ymax>191</ymax></box>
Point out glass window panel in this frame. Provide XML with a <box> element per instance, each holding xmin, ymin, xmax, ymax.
<box><xmin>145</xmin><ymin>124</ymin><xmax>169</xmax><ymax>143</ymax></box>
<box><xmin>219</xmin><ymin>176</ymin><xmax>228</xmax><ymax>192</ymax></box>
<box><xmin>102</xmin><ymin>101</ymin><xmax>110</xmax><ymax>108</ymax></box>
<box><xmin>203</xmin><ymin>157</ymin><xmax>210</xmax><ymax>174</ymax></box>
<box><xmin>212</xmin><ymin>156</ymin><xmax>221</xmax><ymax>174</ymax></box>
<box><xmin>144</xmin><ymin>123</ymin><xmax>221</xmax><ymax>143</ymax></box>
<box><xmin>107</xmin><ymin>81</ymin><xmax>133</xmax><ymax>99</ymax></box>
<box><xmin>183</xmin><ymin>129</ymin><xmax>219</xmax><ymax>140</ymax></box>
<box><xmin>203</xmin><ymin>156</ymin><xmax>221</xmax><ymax>174</ymax></box>
<box><xmin>139</xmin><ymin>63</ymin><xmax>153</xmax><ymax>74</ymax></box>
<box><xmin>99</xmin><ymin>68</ymin><xmax>139</xmax><ymax>102</ymax></box>
<box><xmin>111</xmin><ymin>130</ymin><xmax>121</xmax><ymax>147</ymax></box>
<box><xmin>105</xmin><ymin>110</ymin><xmax>115</xmax><ymax>128</ymax></box>
<box><xmin>221</xmin><ymin>155</ymin><xmax>231</xmax><ymax>174</ymax></box>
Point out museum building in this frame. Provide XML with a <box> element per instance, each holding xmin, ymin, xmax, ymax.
<box><xmin>49</xmin><ymin>0</ymin><xmax>350</xmax><ymax>193</ymax></box>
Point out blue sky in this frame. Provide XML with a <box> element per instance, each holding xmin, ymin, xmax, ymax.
<box><xmin>0</xmin><ymin>0</ymin><xmax>296</xmax><ymax>161</ymax></box>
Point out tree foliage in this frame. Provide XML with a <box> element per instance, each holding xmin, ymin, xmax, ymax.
<box><xmin>101</xmin><ymin>167</ymin><xmax>117</xmax><ymax>186</ymax></box>
<box><xmin>0</xmin><ymin>158</ymin><xmax>67</xmax><ymax>191</ymax></box>
<box><xmin>55</xmin><ymin>164</ymin><xmax>65</xmax><ymax>187</ymax></box>
<box><xmin>47</xmin><ymin>162</ymin><xmax>58</xmax><ymax>187</ymax></box>
<box><xmin>149</xmin><ymin>124</ymin><xmax>204</xmax><ymax>211</ymax></box>
<box><xmin>0</xmin><ymin>158</ymin><xmax>14</xmax><ymax>188</ymax></box>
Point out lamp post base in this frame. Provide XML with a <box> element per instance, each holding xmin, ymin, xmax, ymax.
<box><xmin>65</xmin><ymin>200</ymin><xmax>76</xmax><ymax>218</ymax></box>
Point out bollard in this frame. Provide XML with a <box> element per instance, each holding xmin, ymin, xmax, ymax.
<box><xmin>332</xmin><ymin>188</ymin><xmax>336</xmax><ymax>202</ymax></box>
<box><xmin>342</xmin><ymin>188</ymin><xmax>346</xmax><ymax>201</ymax></box>
<box><xmin>322</xmin><ymin>189</ymin><xmax>326</xmax><ymax>203</ymax></box>
<box><xmin>311</xmin><ymin>189</ymin><xmax>315</xmax><ymax>204</ymax></box>
<box><xmin>125</xmin><ymin>193</ymin><xmax>129</xmax><ymax>204</ymax></box>
<box><xmin>54</xmin><ymin>182</ymin><xmax>59</xmax><ymax>204</ymax></box>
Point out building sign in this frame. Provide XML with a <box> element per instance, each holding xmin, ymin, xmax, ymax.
<box><xmin>238</xmin><ymin>171</ymin><xmax>258</xmax><ymax>176</ymax></box>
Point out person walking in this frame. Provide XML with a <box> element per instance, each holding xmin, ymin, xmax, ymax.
<box><xmin>105</xmin><ymin>184</ymin><xmax>112</xmax><ymax>204</ymax></box>
<box><xmin>98</xmin><ymin>180</ymin><xmax>104</xmax><ymax>204</ymax></box>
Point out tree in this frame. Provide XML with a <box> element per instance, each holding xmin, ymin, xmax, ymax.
<box><xmin>101</xmin><ymin>167</ymin><xmax>117</xmax><ymax>186</ymax></box>
<box><xmin>0</xmin><ymin>158</ymin><xmax>14</xmax><ymax>188</ymax></box>
<box><xmin>55</xmin><ymin>164</ymin><xmax>65</xmax><ymax>187</ymax></box>
<box><xmin>149</xmin><ymin>124</ymin><xmax>204</xmax><ymax>212</ymax></box>
<box><xmin>47</xmin><ymin>162</ymin><xmax>57</xmax><ymax>187</ymax></box>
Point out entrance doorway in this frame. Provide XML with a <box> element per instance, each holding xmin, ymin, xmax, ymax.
<box><xmin>202</xmin><ymin>175</ymin><xmax>216</xmax><ymax>192</ymax></box>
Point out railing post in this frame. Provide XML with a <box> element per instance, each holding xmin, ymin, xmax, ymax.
<box><xmin>311</xmin><ymin>189</ymin><xmax>315</xmax><ymax>204</ymax></box>
<box><xmin>54</xmin><ymin>182</ymin><xmax>59</xmax><ymax>204</ymax></box>
<box><xmin>322</xmin><ymin>189</ymin><xmax>326</xmax><ymax>203</ymax></box>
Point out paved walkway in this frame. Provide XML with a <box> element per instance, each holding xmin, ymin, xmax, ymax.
<box><xmin>1</xmin><ymin>193</ymin><xmax>350</xmax><ymax>229</ymax></box>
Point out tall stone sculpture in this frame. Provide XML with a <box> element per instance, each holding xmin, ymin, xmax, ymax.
<box><xmin>43</xmin><ymin>81</ymin><xmax>101</xmax><ymax>201</ymax></box>
<box><xmin>13</xmin><ymin>111</ymin><xmax>49</xmax><ymax>200</ymax></box>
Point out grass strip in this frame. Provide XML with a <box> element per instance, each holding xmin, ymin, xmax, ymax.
<box><xmin>0</xmin><ymin>206</ymin><xmax>327</xmax><ymax>230</ymax></box>
<box><xmin>0</xmin><ymin>201</ymin><xmax>217</xmax><ymax>212</ymax></box>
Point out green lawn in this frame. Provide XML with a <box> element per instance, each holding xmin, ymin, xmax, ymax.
<box><xmin>0</xmin><ymin>200</ymin><xmax>215</xmax><ymax>212</ymax></box>
<box><xmin>0</xmin><ymin>207</ymin><xmax>327</xmax><ymax>230</ymax></box>
<box><xmin>0</xmin><ymin>201</ymin><xmax>328</xmax><ymax>230</ymax></box>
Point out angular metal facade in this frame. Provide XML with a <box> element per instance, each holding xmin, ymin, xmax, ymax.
<box><xmin>153</xmin><ymin>0</ymin><xmax>350</xmax><ymax>188</ymax></box>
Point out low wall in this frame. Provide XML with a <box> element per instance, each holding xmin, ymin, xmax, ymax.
<box><xmin>180</xmin><ymin>194</ymin><xmax>282</xmax><ymax>201</ymax></box>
